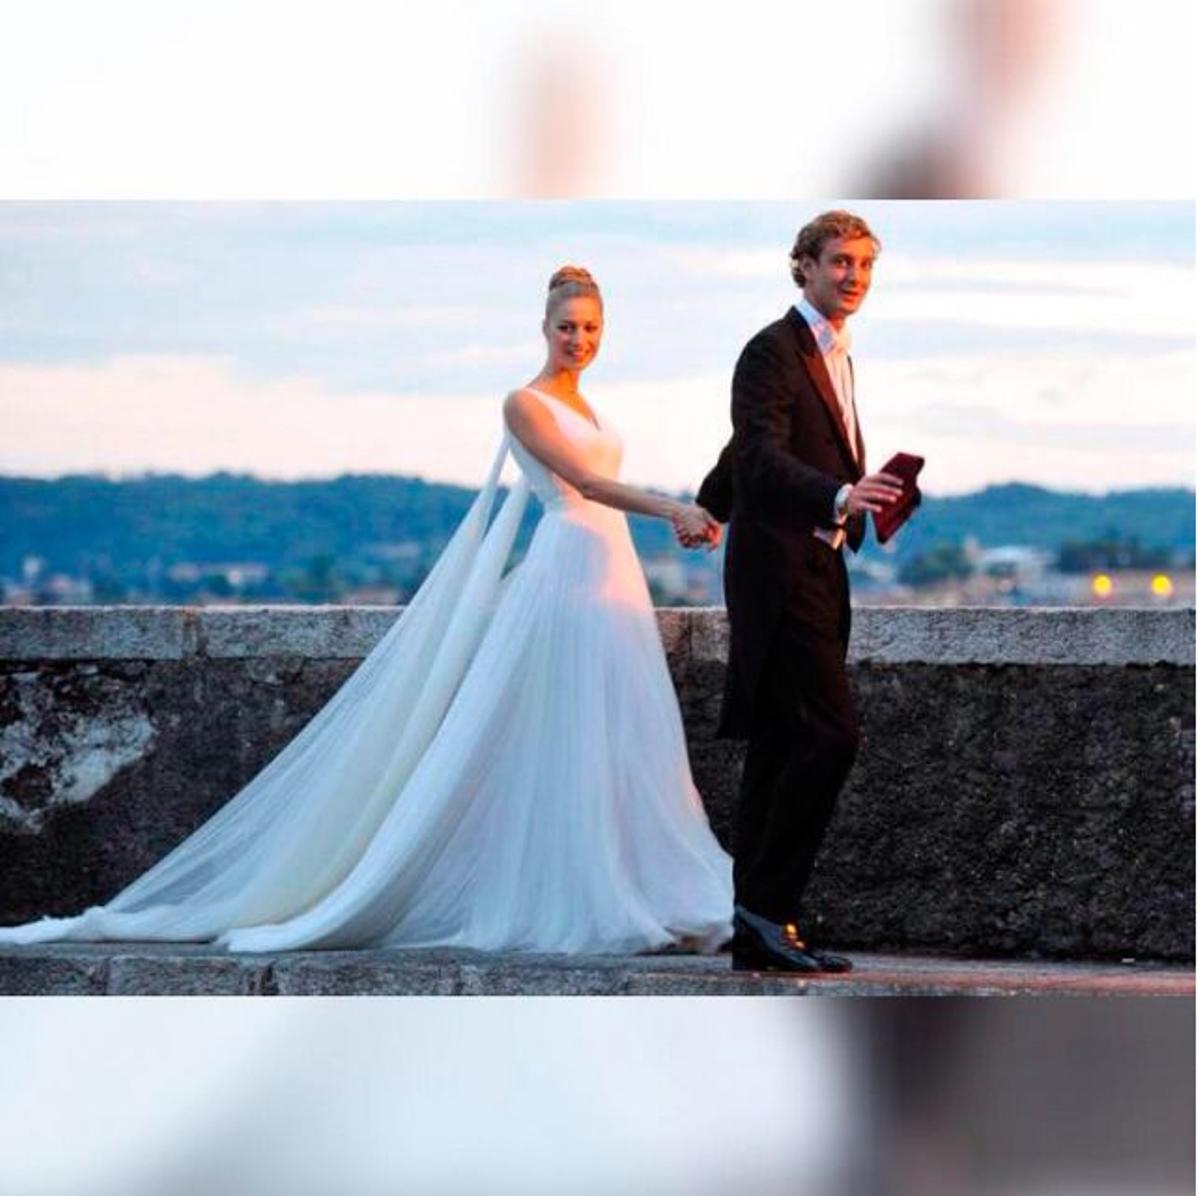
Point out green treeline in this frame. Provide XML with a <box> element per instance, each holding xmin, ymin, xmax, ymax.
<box><xmin>0</xmin><ymin>473</ymin><xmax>1193</xmax><ymax>604</ymax></box>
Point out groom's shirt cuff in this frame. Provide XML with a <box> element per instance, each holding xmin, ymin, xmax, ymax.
<box><xmin>813</xmin><ymin>484</ymin><xmax>853</xmax><ymax>551</ymax></box>
<box><xmin>832</xmin><ymin>483</ymin><xmax>852</xmax><ymax>525</ymax></box>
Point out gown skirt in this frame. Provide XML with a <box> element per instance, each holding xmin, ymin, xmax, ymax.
<box><xmin>0</xmin><ymin>397</ymin><xmax>734</xmax><ymax>955</ymax></box>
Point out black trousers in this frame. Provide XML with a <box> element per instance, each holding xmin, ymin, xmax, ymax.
<box><xmin>732</xmin><ymin>544</ymin><xmax>859</xmax><ymax>924</ymax></box>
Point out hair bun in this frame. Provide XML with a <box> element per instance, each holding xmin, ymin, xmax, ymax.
<box><xmin>548</xmin><ymin>265</ymin><xmax>597</xmax><ymax>292</ymax></box>
<box><xmin>544</xmin><ymin>264</ymin><xmax>602</xmax><ymax>317</ymax></box>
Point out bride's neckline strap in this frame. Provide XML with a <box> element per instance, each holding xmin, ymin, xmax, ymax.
<box><xmin>524</xmin><ymin>386</ymin><xmax>601</xmax><ymax>431</ymax></box>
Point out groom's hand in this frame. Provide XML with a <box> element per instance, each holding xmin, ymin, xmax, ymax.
<box><xmin>845</xmin><ymin>471</ymin><xmax>905</xmax><ymax>516</ymax></box>
<box><xmin>672</xmin><ymin>504</ymin><xmax>722</xmax><ymax>551</ymax></box>
<box><xmin>689</xmin><ymin>519</ymin><xmax>722</xmax><ymax>551</ymax></box>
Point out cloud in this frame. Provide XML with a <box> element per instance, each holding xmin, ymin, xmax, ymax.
<box><xmin>653</xmin><ymin>245</ymin><xmax>1193</xmax><ymax>336</ymax></box>
<box><xmin>857</xmin><ymin>348</ymin><xmax>1194</xmax><ymax>494</ymax></box>
<box><xmin>0</xmin><ymin>348</ymin><xmax>1192</xmax><ymax>497</ymax></box>
<box><xmin>880</xmin><ymin>255</ymin><xmax>1182</xmax><ymax>289</ymax></box>
<box><xmin>417</xmin><ymin>342</ymin><xmax>537</xmax><ymax>370</ymax></box>
<box><xmin>0</xmin><ymin>355</ymin><xmax>510</xmax><ymax>486</ymax></box>
<box><xmin>872</xmin><ymin>257</ymin><xmax>1193</xmax><ymax>340</ymax></box>
<box><xmin>657</xmin><ymin>247</ymin><xmax>783</xmax><ymax>282</ymax></box>
<box><xmin>0</xmin><ymin>353</ymin><xmax>731</xmax><ymax>491</ymax></box>
<box><xmin>299</xmin><ymin>304</ymin><xmax>484</xmax><ymax>329</ymax></box>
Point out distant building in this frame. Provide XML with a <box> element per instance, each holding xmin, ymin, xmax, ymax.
<box><xmin>972</xmin><ymin>544</ymin><xmax>1056</xmax><ymax>580</ymax></box>
<box><xmin>366</xmin><ymin>541</ymin><xmax>423</xmax><ymax>562</ymax></box>
<box><xmin>21</xmin><ymin>556</ymin><xmax>46</xmax><ymax>586</ymax></box>
<box><xmin>2</xmin><ymin>582</ymin><xmax>35</xmax><ymax>606</ymax></box>
<box><xmin>38</xmin><ymin>574</ymin><xmax>95</xmax><ymax>604</ymax></box>
<box><xmin>167</xmin><ymin>561</ymin><xmax>270</xmax><ymax>588</ymax></box>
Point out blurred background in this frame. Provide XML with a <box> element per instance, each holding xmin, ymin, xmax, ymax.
<box><xmin>0</xmin><ymin>201</ymin><xmax>1193</xmax><ymax>611</ymax></box>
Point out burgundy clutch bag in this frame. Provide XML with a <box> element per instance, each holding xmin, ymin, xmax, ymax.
<box><xmin>871</xmin><ymin>452</ymin><xmax>925</xmax><ymax>545</ymax></box>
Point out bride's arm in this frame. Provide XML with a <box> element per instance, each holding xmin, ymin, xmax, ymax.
<box><xmin>503</xmin><ymin>390</ymin><xmax>713</xmax><ymax>537</ymax></box>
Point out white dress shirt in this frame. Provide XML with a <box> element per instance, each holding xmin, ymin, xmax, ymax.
<box><xmin>793</xmin><ymin>295</ymin><xmax>858</xmax><ymax>549</ymax></box>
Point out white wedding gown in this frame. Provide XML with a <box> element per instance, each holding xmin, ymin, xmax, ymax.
<box><xmin>0</xmin><ymin>390</ymin><xmax>733</xmax><ymax>955</ymax></box>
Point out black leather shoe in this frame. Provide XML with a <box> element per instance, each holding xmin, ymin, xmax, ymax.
<box><xmin>730</xmin><ymin>909</ymin><xmax>851</xmax><ymax>974</ymax></box>
<box><xmin>809</xmin><ymin>947</ymin><xmax>853</xmax><ymax>974</ymax></box>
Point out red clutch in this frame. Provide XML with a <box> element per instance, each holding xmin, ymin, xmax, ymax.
<box><xmin>871</xmin><ymin>452</ymin><xmax>925</xmax><ymax>544</ymax></box>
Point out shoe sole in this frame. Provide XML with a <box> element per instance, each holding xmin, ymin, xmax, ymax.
<box><xmin>731</xmin><ymin>952</ymin><xmax>821</xmax><ymax>975</ymax></box>
<box><xmin>731</xmin><ymin>951</ymin><xmax>853</xmax><ymax>976</ymax></box>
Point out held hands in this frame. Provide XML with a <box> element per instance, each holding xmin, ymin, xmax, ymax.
<box><xmin>845</xmin><ymin>471</ymin><xmax>905</xmax><ymax>516</ymax></box>
<box><xmin>671</xmin><ymin>503</ymin><xmax>722</xmax><ymax>551</ymax></box>
<box><xmin>669</xmin><ymin>471</ymin><xmax>904</xmax><ymax>548</ymax></box>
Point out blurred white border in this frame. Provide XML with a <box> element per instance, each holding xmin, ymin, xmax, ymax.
<box><xmin>0</xmin><ymin>0</ymin><xmax>1195</xmax><ymax>198</ymax></box>
<box><xmin>0</xmin><ymin>996</ymin><xmax>855</xmax><ymax>1195</ymax></box>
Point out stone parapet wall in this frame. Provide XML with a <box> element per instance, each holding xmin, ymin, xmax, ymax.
<box><xmin>3</xmin><ymin>604</ymin><xmax>1192</xmax><ymax>665</ymax></box>
<box><xmin>0</xmin><ymin>607</ymin><xmax>1193</xmax><ymax>959</ymax></box>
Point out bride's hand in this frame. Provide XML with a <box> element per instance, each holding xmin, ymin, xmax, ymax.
<box><xmin>672</xmin><ymin>504</ymin><xmax>722</xmax><ymax>550</ymax></box>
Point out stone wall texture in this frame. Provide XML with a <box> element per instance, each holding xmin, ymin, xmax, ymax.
<box><xmin>0</xmin><ymin>606</ymin><xmax>1193</xmax><ymax>960</ymax></box>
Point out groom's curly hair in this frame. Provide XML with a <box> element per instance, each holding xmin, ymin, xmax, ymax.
<box><xmin>789</xmin><ymin>211</ymin><xmax>881</xmax><ymax>288</ymax></box>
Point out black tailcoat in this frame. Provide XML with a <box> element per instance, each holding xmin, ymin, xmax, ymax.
<box><xmin>698</xmin><ymin>307</ymin><xmax>866</xmax><ymax>738</ymax></box>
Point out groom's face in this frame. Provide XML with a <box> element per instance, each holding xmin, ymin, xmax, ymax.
<box><xmin>799</xmin><ymin>235</ymin><xmax>877</xmax><ymax>325</ymax></box>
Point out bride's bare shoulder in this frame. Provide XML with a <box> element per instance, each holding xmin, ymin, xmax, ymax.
<box><xmin>504</xmin><ymin>386</ymin><xmax>543</xmax><ymax>405</ymax></box>
<box><xmin>503</xmin><ymin>388</ymin><xmax>550</xmax><ymax>426</ymax></box>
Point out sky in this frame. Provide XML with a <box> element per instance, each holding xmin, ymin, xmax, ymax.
<box><xmin>0</xmin><ymin>200</ymin><xmax>1193</xmax><ymax>496</ymax></box>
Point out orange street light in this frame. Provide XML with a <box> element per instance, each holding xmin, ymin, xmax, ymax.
<box><xmin>1091</xmin><ymin>573</ymin><xmax>1113</xmax><ymax>598</ymax></box>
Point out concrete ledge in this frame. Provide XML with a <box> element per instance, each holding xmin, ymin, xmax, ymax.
<box><xmin>1</xmin><ymin>605</ymin><xmax>1192</xmax><ymax>665</ymax></box>
<box><xmin>0</xmin><ymin>943</ymin><xmax>1191</xmax><ymax>997</ymax></box>
<box><xmin>0</xmin><ymin>605</ymin><xmax>195</xmax><ymax>661</ymax></box>
<box><xmin>843</xmin><ymin>606</ymin><xmax>1194</xmax><ymax>666</ymax></box>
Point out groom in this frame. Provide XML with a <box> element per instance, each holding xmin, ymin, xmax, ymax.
<box><xmin>695</xmin><ymin>210</ymin><xmax>902</xmax><ymax>974</ymax></box>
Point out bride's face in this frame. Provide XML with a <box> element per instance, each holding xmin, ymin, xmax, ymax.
<box><xmin>544</xmin><ymin>296</ymin><xmax>603</xmax><ymax>373</ymax></box>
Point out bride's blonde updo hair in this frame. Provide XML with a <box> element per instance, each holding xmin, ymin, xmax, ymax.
<box><xmin>545</xmin><ymin>265</ymin><xmax>603</xmax><ymax>317</ymax></box>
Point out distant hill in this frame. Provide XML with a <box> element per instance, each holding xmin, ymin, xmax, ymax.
<box><xmin>0</xmin><ymin>472</ymin><xmax>501</xmax><ymax>577</ymax></box>
<box><xmin>0</xmin><ymin>473</ymin><xmax>1193</xmax><ymax>592</ymax></box>
<box><xmin>867</xmin><ymin>483</ymin><xmax>1196</xmax><ymax>562</ymax></box>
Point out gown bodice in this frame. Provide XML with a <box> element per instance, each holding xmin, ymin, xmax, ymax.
<box><xmin>506</xmin><ymin>388</ymin><xmax>623</xmax><ymax>513</ymax></box>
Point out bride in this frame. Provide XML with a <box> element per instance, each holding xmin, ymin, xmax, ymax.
<box><xmin>0</xmin><ymin>266</ymin><xmax>734</xmax><ymax>955</ymax></box>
